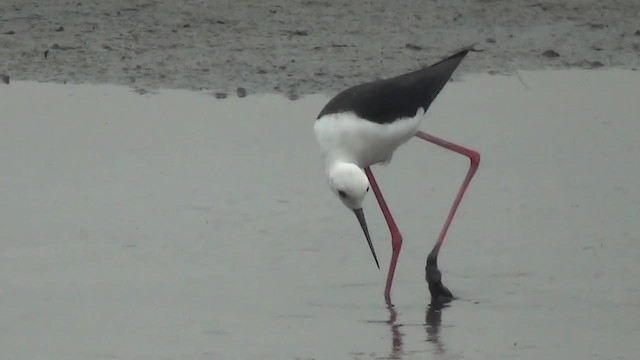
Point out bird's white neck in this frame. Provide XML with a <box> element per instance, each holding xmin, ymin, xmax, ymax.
<box><xmin>324</xmin><ymin>158</ymin><xmax>360</xmax><ymax>178</ymax></box>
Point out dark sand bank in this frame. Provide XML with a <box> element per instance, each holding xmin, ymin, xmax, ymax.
<box><xmin>1</xmin><ymin>0</ymin><xmax>639</xmax><ymax>97</ymax></box>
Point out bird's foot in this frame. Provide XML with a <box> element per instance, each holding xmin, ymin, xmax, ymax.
<box><xmin>428</xmin><ymin>279</ymin><xmax>453</xmax><ymax>303</ymax></box>
<box><xmin>426</xmin><ymin>258</ymin><xmax>454</xmax><ymax>303</ymax></box>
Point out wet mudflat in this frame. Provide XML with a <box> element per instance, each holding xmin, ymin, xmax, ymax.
<box><xmin>1</xmin><ymin>69</ymin><xmax>639</xmax><ymax>359</ymax></box>
<box><xmin>1</xmin><ymin>0</ymin><xmax>639</xmax><ymax>98</ymax></box>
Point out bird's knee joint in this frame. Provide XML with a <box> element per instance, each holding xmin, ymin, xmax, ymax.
<box><xmin>392</xmin><ymin>235</ymin><xmax>403</xmax><ymax>250</ymax></box>
<box><xmin>469</xmin><ymin>151</ymin><xmax>480</xmax><ymax>167</ymax></box>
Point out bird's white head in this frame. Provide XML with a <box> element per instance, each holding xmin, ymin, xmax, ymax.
<box><xmin>326</xmin><ymin>161</ymin><xmax>379</xmax><ymax>269</ymax></box>
<box><xmin>328</xmin><ymin>162</ymin><xmax>370</xmax><ymax>210</ymax></box>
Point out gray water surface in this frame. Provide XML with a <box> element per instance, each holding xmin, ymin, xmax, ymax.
<box><xmin>1</xmin><ymin>69</ymin><xmax>639</xmax><ymax>359</ymax></box>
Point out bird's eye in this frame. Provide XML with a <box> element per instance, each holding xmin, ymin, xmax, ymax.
<box><xmin>338</xmin><ymin>190</ymin><xmax>348</xmax><ymax>198</ymax></box>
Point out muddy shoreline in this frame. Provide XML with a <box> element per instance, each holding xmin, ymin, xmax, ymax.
<box><xmin>1</xmin><ymin>0</ymin><xmax>639</xmax><ymax>98</ymax></box>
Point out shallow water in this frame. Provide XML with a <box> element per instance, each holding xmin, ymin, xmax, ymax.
<box><xmin>1</xmin><ymin>70</ymin><xmax>639</xmax><ymax>359</ymax></box>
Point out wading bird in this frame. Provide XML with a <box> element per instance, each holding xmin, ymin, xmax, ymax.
<box><xmin>313</xmin><ymin>46</ymin><xmax>480</xmax><ymax>302</ymax></box>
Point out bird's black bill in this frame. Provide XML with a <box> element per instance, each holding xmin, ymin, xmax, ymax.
<box><xmin>353</xmin><ymin>208</ymin><xmax>380</xmax><ymax>269</ymax></box>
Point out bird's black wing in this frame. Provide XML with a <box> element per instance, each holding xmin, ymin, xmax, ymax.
<box><xmin>317</xmin><ymin>46</ymin><xmax>472</xmax><ymax>124</ymax></box>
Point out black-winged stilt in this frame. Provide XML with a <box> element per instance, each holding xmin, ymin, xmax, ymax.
<box><xmin>314</xmin><ymin>46</ymin><xmax>480</xmax><ymax>302</ymax></box>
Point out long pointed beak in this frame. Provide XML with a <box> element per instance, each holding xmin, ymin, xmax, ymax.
<box><xmin>353</xmin><ymin>208</ymin><xmax>380</xmax><ymax>269</ymax></box>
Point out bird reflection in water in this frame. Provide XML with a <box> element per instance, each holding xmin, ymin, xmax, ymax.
<box><xmin>385</xmin><ymin>299</ymin><xmax>403</xmax><ymax>359</ymax></box>
<box><xmin>425</xmin><ymin>298</ymin><xmax>451</xmax><ymax>355</ymax></box>
<box><xmin>381</xmin><ymin>297</ymin><xmax>452</xmax><ymax>359</ymax></box>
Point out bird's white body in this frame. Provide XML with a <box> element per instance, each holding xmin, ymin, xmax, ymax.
<box><xmin>314</xmin><ymin>108</ymin><xmax>426</xmax><ymax>211</ymax></box>
<box><xmin>314</xmin><ymin>108</ymin><xmax>425</xmax><ymax>172</ymax></box>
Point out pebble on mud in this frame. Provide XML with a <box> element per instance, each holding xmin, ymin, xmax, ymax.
<box><xmin>3</xmin><ymin>30</ymin><xmax>16</xmax><ymax>35</ymax></box>
<box><xmin>542</xmin><ymin>49</ymin><xmax>560</xmax><ymax>58</ymax></box>
<box><xmin>405</xmin><ymin>43</ymin><xmax>422</xmax><ymax>51</ymax></box>
<box><xmin>1</xmin><ymin>74</ymin><xmax>10</xmax><ymax>84</ymax></box>
<box><xmin>236</xmin><ymin>87</ymin><xmax>247</xmax><ymax>97</ymax></box>
<box><xmin>51</xmin><ymin>43</ymin><xmax>75</xmax><ymax>50</ymax></box>
<box><xmin>55</xmin><ymin>26</ymin><xmax>64</xmax><ymax>32</ymax></box>
<box><xmin>570</xmin><ymin>60</ymin><xmax>605</xmax><ymax>69</ymax></box>
<box><xmin>285</xmin><ymin>30</ymin><xmax>308</xmax><ymax>36</ymax></box>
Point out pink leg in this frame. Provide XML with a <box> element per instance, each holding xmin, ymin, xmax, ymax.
<box><xmin>364</xmin><ymin>167</ymin><xmax>402</xmax><ymax>302</ymax></box>
<box><xmin>415</xmin><ymin>131</ymin><xmax>480</xmax><ymax>257</ymax></box>
<box><xmin>415</xmin><ymin>130</ymin><xmax>480</xmax><ymax>299</ymax></box>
